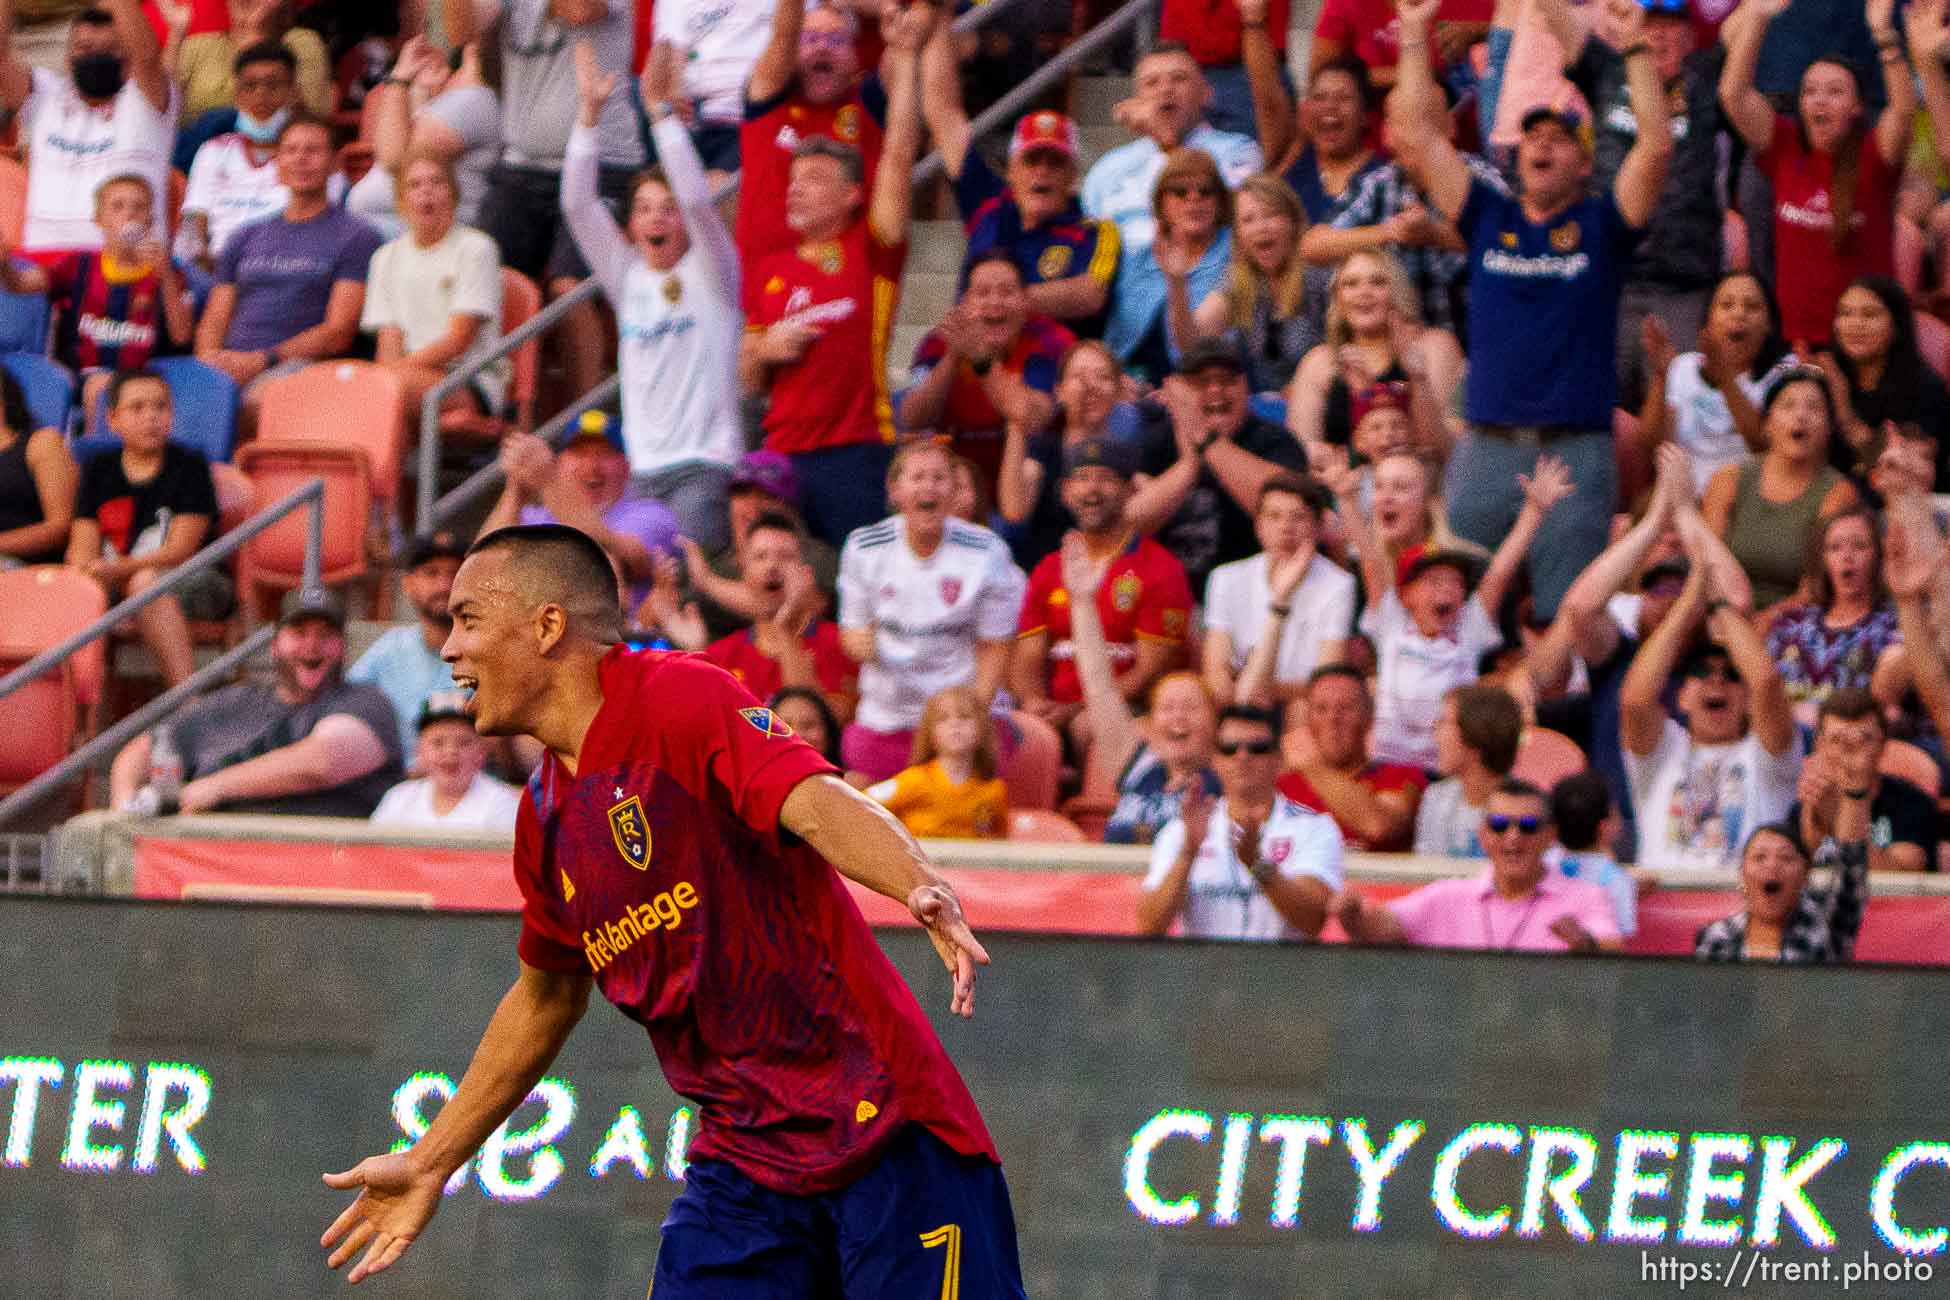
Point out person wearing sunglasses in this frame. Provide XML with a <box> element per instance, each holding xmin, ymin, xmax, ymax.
<box><xmin>1334</xmin><ymin>778</ymin><xmax>1623</xmax><ymax>951</ymax></box>
<box><xmin>1139</xmin><ymin>704</ymin><xmax>1344</xmax><ymax>941</ymax></box>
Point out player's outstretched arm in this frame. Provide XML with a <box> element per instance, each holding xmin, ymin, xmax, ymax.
<box><xmin>320</xmin><ymin>963</ymin><xmax>592</xmax><ymax>1283</ymax></box>
<box><xmin>781</xmin><ymin>773</ymin><xmax>991</xmax><ymax>1017</ymax></box>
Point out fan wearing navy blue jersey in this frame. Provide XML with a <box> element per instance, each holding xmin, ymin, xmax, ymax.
<box><xmin>322</xmin><ymin>523</ymin><xmax>1025</xmax><ymax>1299</ymax></box>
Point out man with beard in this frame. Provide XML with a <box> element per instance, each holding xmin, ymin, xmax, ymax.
<box><xmin>0</xmin><ymin>0</ymin><xmax>174</xmax><ymax>256</ymax></box>
<box><xmin>899</xmin><ymin>250</ymin><xmax>1073</xmax><ymax>492</ymax></box>
<box><xmin>1391</xmin><ymin>0</ymin><xmax>1672</xmax><ymax>621</ymax></box>
<box><xmin>1014</xmin><ymin>438</ymin><xmax>1192</xmax><ymax>748</ymax></box>
<box><xmin>349</xmin><ymin>532</ymin><xmax>466</xmax><ymax>752</ymax></box>
<box><xmin>1128</xmin><ymin>338</ymin><xmax>1310</xmax><ymax>594</ymax></box>
<box><xmin>108</xmin><ymin>587</ymin><xmax>403</xmax><ymax>816</ymax></box>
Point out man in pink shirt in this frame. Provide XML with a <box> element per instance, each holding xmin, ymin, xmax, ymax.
<box><xmin>1333</xmin><ymin>778</ymin><xmax>1623</xmax><ymax>952</ymax></box>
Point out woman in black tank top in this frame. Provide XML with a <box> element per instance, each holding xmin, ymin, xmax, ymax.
<box><xmin>0</xmin><ymin>367</ymin><xmax>74</xmax><ymax>566</ymax></box>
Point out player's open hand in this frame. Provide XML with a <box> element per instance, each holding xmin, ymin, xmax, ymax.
<box><xmin>320</xmin><ymin>1151</ymin><xmax>445</xmax><ymax>1284</ymax></box>
<box><xmin>908</xmin><ymin>882</ymin><xmax>989</xmax><ymax>1018</ymax></box>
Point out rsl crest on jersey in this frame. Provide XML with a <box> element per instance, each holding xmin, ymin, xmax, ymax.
<box><xmin>608</xmin><ymin>794</ymin><xmax>651</xmax><ymax>869</ymax></box>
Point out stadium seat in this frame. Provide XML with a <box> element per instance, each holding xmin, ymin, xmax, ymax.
<box><xmin>1057</xmin><ymin>794</ymin><xmax>1116</xmax><ymax>841</ymax></box>
<box><xmin>0</xmin><ymin>155</ymin><xmax>24</xmax><ymax>247</ymax></box>
<box><xmin>438</xmin><ymin>268</ymin><xmax>543</xmax><ymax>445</ymax></box>
<box><xmin>2</xmin><ymin>352</ymin><xmax>72</xmax><ymax>433</ymax></box>
<box><xmin>1002</xmin><ymin>710</ymin><xmax>1061</xmax><ymax>811</ymax></box>
<box><xmin>1881</xmin><ymin>739</ymin><xmax>1941</xmax><ymax>799</ymax></box>
<box><xmin>0</xmin><ymin>565</ymin><xmax>107</xmax><ymax>796</ymax></box>
<box><xmin>1512</xmin><ymin>727</ymin><xmax>1587</xmax><ymax>789</ymax></box>
<box><xmin>0</xmin><ymin>290</ymin><xmax>48</xmax><ymax>356</ymax></box>
<box><xmin>1008</xmin><ymin>809</ymin><xmax>1087</xmax><ymax>843</ymax></box>
<box><xmin>233</xmin><ymin>442</ymin><xmax>374</xmax><ymax>621</ymax></box>
<box><xmin>1915</xmin><ymin>311</ymin><xmax>1950</xmax><ymax>383</ymax></box>
<box><xmin>257</xmin><ymin>361</ymin><xmax>404</xmax><ymax>505</ymax></box>
<box><xmin>78</xmin><ymin>357</ymin><xmax>239</xmax><ymax>461</ymax></box>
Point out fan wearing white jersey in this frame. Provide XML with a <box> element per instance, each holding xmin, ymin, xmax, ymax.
<box><xmin>563</xmin><ymin>41</ymin><xmax>742</xmax><ymax>553</ymax></box>
<box><xmin>838</xmin><ymin>439</ymin><xmax>1026</xmax><ymax>781</ymax></box>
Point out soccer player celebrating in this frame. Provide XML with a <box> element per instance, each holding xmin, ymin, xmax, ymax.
<box><xmin>320</xmin><ymin>524</ymin><xmax>1025</xmax><ymax>1296</ymax></box>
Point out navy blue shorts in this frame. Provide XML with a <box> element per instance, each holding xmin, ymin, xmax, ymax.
<box><xmin>649</xmin><ymin>1124</ymin><xmax>1026</xmax><ymax>1299</ymax></box>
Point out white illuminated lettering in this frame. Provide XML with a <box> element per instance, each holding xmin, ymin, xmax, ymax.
<box><xmin>1123</xmin><ymin>1110</ymin><xmax>1213</xmax><ymax>1226</ymax></box>
<box><xmin>589</xmin><ymin>1105</ymin><xmax>652</xmax><ymax>1181</ymax></box>
<box><xmin>665</xmin><ymin>1106</ymin><xmax>692</xmax><ymax>1181</ymax></box>
<box><xmin>389</xmin><ymin>1072</ymin><xmax>471</xmax><ymax>1195</ymax></box>
<box><xmin>477</xmin><ymin>1078</ymin><xmax>575</xmax><ymax>1201</ymax></box>
<box><xmin>1605</xmin><ymin>1131</ymin><xmax>1679</xmax><ymax>1244</ymax></box>
<box><xmin>1432</xmin><ymin>1123</ymin><xmax>1523</xmax><ymax>1239</ymax></box>
<box><xmin>0</xmin><ymin>1056</ymin><xmax>62</xmax><ymax>1167</ymax></box>
<box><xmin>1751</xmin><ymin>1137</ymin><xmax>1844</xmax><ymax>1249</ymax></box>
<box><xmin>1678</xmin><ymin>1133</ymin><xmax>1752</xmax><ymax>1248</ymax></box>
<box><xmin>1873</xmin><ymin>1143</ymin><xmax>1950</xmax><ymax>1256</ymax></box>
<box><xmin>1211</xmin><ymin>1113</ymin><xmax>1255</xmax><ymax>1225</ymax></box>
<box><xmin>60</xmin><ymin>1060</ymin><xmax>132</xmax><ymax>1172</ymax></box>
<box><xmin>1518</xmin><ymin>1127</ymin><xmax>1598</xmax><ymax>1241</ymax></box>
<box><xmin>1342</xmin><ymin>1118</ymin><xmax>1424</xmax><ymax>1231</ymax></box>
<box><xmin>132</xmin><ymin>1063</ymin><xmax>211</xmax><ymax>1173</ymax></box>
<box><xmin>1258</xmin><ymin>1115</ymin><xmax>1332</xmax><ymax>1228</ymax></box>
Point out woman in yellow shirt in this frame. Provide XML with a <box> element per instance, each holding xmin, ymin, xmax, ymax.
<box><xmin>867</xmin><ymin>686</ymin><xmax>1010</xmax><ymax>840</ymax></box>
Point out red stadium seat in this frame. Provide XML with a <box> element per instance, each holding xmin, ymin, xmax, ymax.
<box><xmin>1512</xmin><ymin>727</ymin><xmax>1587</xmax><ymax>790</ymax></box>
<box><xmin>257</xmin><ymin>361</ymin><xmax>405</xmax><ymax>505</ymax></box>
<box><xmin>1008</xmin><ymin>809</ymin><xmax>1087</xmax><ymax>842</ymax></box>
<box><xmin>1002</xmin><ymin>710</ymin><xmax>1061</xmax><ymax>811</ymax></box>
<box><xmin>1915</xmin><ymin>311</ymin><xmax>1950</xmax><ymax>383</ymax></box>
<box><xmin>0</xmin><ymin>565</ymin><xmax>108</xmax><ymax>795</ymax></box>
<box><xmin>1881</xmin><ymin>739</ymin><xmax>1941</xmax><ymax>799</ymax></box>
<box><xmin>439</xmin><ymin>268</ymin><xmax>543</xmax><ymax>445</ymax></box>
<box><xmin>233</xmin><ymin>443</ymin><xmax>373</xmax><ymax>621</ymax></box>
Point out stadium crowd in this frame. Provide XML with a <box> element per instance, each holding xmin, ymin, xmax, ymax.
<box><xmin>13</xmin><ymin>0</ymin><xmax>1950</xmax><ymax>965</ymax></box>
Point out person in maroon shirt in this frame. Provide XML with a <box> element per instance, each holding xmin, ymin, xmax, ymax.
<box><xmin>1278</xmin><ymin>663</ymin><xmax>1427</xmax><ymax>850</ymax></box>
<box><xmin>322</xmin><ymin>523</ymin><xmax>1024</xmax><ymax>1296</ymax></box>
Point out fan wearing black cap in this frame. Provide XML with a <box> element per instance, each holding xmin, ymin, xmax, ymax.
<box><xmin>1391</xmin><ymin>0</ymin><xmax>1671</xmax><ymax>623</ymax></box>
<box><xmin>107</xmin><ymin>587</ymin><xmax>404</xmax><ymax>817</ymax></box>
<box><xmin>369</xmin><ymin>691</ymin><xmax>521</xmax><ymax>832</ymax></box>
<box><xmin>1619</xmin><ymin>526</ymin><xmax>1800</xmax><ymax>872</ymax></box>
<box><xmin>347</xmin><ymin>532</ymin><xmax>465</xmax><ymax>752</ymax></box>
<box><xmin>1127</xmin><ymin>336</ymin><xmax>1312</xmax><ymax>594</ymax></box>
<box><xmin>1013</xmin><ymin>438</ymin><xmax>1193</xmax><ymax>745</ymax></box>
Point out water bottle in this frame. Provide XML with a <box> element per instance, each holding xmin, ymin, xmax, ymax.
<box><xmin>147</xmin><ymin>726</ymin><xmax>183</xmax><ymax>816</ymax></box>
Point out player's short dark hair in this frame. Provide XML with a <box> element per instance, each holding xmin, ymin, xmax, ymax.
<box><xmin>1217</xmin><ymin>703</ymin><xmax>1280</xmax><ymax>735</ymax></box>
<box><xmin>467</xmin><ymin>523</ymin><xmax>623</xmax><ymax>642</ymax></box>
<box><xmin>235</xmin><ymin>40</ymin><xmax>297</xmax><ymax>76</ymax></box>
<box><xmin>107</xmin><ymin>367</ymin><xmax>169</xmax><ymax>411</ymax></box>
<box><xmin>1492</xmin><ymin>776</ymin><xmax>1550</xmax><ymax>810</ymax></box>
<box><xmin>792</xmin><ymin>137</ymin><xmax>864</xmax><ymax>185</ymax></box>
<box><xmin>1451</xmin><ymin>683</ymin><xmax>1524</xmax><ymax>775</ymax></box>
<box><xmin>1549</xmin><ymin>771</ymin><xmax>1611</xmax><ymax>852</ymax></box>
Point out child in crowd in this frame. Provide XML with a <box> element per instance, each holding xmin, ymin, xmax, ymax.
<box><xmin>0</xmin><ymin>173</ymin><xmax>195</xmax><ymax>417</ymax></box>
<box><xmin>868</xmin><ymin>685</ymin><xmax>1010</xmax><ymax>840</ymax></box>
<box><xmin>1339</xmin><ymin>455</ymin><xmax>1573</xmax><ymax>771</ymax></box>
<box><xmin>369</xmin><ymin>692</ymin><xmax>522</xmax><ymax>832</ymax></box>
<box><xmin>1548</xmin><ymin>770</ymin><xmax>1637</xmax><ymax>938</ymax></box>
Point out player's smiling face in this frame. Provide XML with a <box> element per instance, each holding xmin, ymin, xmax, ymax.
<box><xmin>442</xmin><ymin>549</ymin><xmax>545</xmax><ymax>738</ymax></box>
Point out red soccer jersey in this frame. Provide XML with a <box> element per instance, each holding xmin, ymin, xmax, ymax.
<box><xmin>736</xmin><ymin>80</ymin><xmax>886</xmax><ymax>271</ymax></box>
<box><xmin>513</xmin><ymin>648</ymin><xmax>997</xmax><ymax>1193</ymax></box>
<box><xmin>1017</xmin><ymin>535</ymin><xmax>1192</xmax><ymax>703</ymax></box>
<box><xmin>1312</xmin><ymin>0</ymin><xmax>1491</xmax><ymax>76</ymax></box>
<box><xmin>703</xmin><ymin>619</ymin><xmax>859</xmax><ymax>705</ymax></box>
<box><xmin>911</xmin><ymin>315</ymin><xmax>1075</xmax><ymax>491</ymax></box>
<box><xmin>1760</xmin><ymin>114</ymin><xmax>1897</xmax><ymax>346</ymax></box>
<box><xmin>1277</xmin><ymin>762</ymin><xmax>1428</xmax><ymax>851</ymax></box>
<box><xmin>745</xmin><ymin>220</ymin><xmax>907</xmax><ymax>454</ymax></box>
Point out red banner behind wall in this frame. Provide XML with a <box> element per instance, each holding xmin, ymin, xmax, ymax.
<box><xmin>131</xmin><ymin>837</ymin><xmax>1950</xmax><ymax>962</ymax></box>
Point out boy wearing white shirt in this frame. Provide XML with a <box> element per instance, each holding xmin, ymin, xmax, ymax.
<box><xmin>369</xmin><ymin>694</ymin><xmax>521</xmax><ymax>833</ymax></box>
<box><xmin>1139</xmin><ymin>705</ymin><xmax>1343</xmax><ymax>942</ymax></box>
<box><xmin>1204</xmin><ymin>472</ymin><xmax>1353</xmax><ymax>707</ymax></box>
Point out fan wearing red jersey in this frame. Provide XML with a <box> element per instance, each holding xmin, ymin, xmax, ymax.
<box><xmin>321</xmin><ymin>523</ymin><xmax>1025</xmax><ymax>1298</ymax></box>
<box><xmin>738</xmin><ymin>1</ymin><xmax>933</xmax><ymax>551</ymax></box>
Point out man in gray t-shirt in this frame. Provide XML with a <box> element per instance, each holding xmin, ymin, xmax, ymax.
<box><xmin>444</xmin><ymin>0</ymin><xmax>645</xmax><ymax>397</ymax></box>
<box><xmin>107</xmin><ymin>588</ymin><xmax>404</xmax><ymax>818</ymax></box>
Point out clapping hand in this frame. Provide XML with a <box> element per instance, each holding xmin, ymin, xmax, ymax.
<box><xmin>498</xmin><ymin>432</ymin><xmax>556</xmax><ymax>496</ymax></box>
<box><xmin>1175</xmin><ymin>776</ymin><xmax>1215</xmax><ymax>847</ymax></box>
<box><xmin>1884</xmin><ymin>495</ymin><xmax>1943</xmax><ymax>602</ymax></box>
<box><xmin>1640</xmin><ymin>314</ymin><xmax>1676</xmax><ymax>380</ymax></box>
<box><xmin>1397</xmin><ymin>0</ymin><xmax>1441</xmax><ymax>38</ymax></box>
<box><xmin>1059</xmin><ymin>530</ymin><xmax>1104</xmax><ymax>600</ymax></box>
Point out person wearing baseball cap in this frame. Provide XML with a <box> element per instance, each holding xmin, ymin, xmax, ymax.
<box><xmin>106</xmin><ymin>582</ymin><xmax>405</xmax><ymax>818</ymax></box>
<box><xmin>1389</xmin><ymin>0</ymin><xmax>1672</xmax><ymax>627</ymax></box>
<box><xmin>918</xmin><ymin>18</ymin><xmax>1120</xmax><ymax>332</ymax></box>
<box><xmin>1015</xmin><ymin>437</ymin><xmax>1193</xmax><ymax>736</ymax></box>
<box><xmin>347</xmin><ymin>533</ymin><xmax>467</xmax><ymax>751</ymax></box>
<box><xmin>368</xmin><ymin>689</ymin><xmax>522</xmax><ymax>833</ymax></box>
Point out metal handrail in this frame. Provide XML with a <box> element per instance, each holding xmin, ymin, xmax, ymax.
<box><xmin>413</xmin><ymin>0</ymin><xmax>1156</xmax><ymax>535</ymax></box>
<box><xmin>0</xmin><ymin>478</ymin><xmax>327</xmax><ymax>828</ymax></box>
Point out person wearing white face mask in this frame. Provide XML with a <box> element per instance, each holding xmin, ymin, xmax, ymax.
<box><xmin>178</xmin><ymin>42</ymin><xmax>345</xmax><ymax>268</ymax></box>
